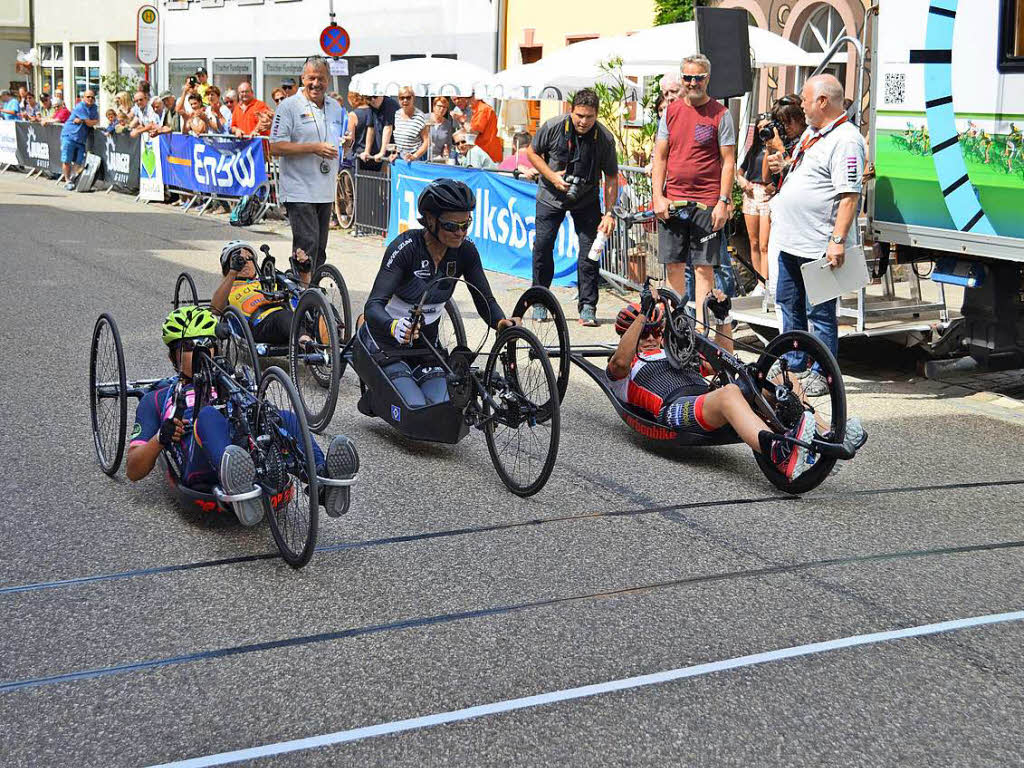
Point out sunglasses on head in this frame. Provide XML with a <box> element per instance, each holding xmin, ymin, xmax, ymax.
<box><xmin>438</xmin><ymin>219</ymin><xmax>471</xmax><ymax>233</ymax></box>
<box><xmin>681</xmin><ymin>74</ymin><xmax>708</xmax><ymax>83</ymax></box>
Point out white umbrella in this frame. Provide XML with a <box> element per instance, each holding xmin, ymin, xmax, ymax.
<box><xmin>477</xmin><ymin>60</ymin><xmax>642</xmax><ymax>102</ymax></box>
<box><xmin>350</xmin><ymin>57</ymin><xmax>493</xmax><ymax>97</ymax></box>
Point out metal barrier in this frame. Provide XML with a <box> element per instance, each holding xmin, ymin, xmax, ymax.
<box><xmin>353</xmin><ymin>158</ymin><xmax>391</xmax><ymax>237</ymax></box>
<box><xmin>601</xmin><ymin>164</ymin><xmax>661</xmax><ymax>292</ymax></box>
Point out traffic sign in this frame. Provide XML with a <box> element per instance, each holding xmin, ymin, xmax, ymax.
<box><xmin>137</xmin><ymin>4</ymin><xmax>159</xmax><ymax>65</ymax></box>
<box><xmin>320</xmin><ymin>25</ymin><xmax>351</xmax><ymax>58</ymax></box>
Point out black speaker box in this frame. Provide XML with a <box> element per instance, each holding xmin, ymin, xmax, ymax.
<box><xmin>695</xmin><ymin>7</ymin><xmax>753</xmax><ymax>101</ymax></box>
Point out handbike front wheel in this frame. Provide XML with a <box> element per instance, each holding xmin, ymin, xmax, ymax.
<box><xmin>256</xmin><ymin>366</ymin><xmax>319</xmax><ymax>568</ymax></box>
<box><xmin>312</xmin><ymin>263</ymin><xmax>353</xmax><ymax>344</ymax></box>
<box><xmin>220</xmin><ymin>305</ymin><xmax>261</xmax><ymax>392</ymax></box>
<box><xmin>89</xmin><ymin>313</ymin><xmax>128</xmax><ymax>475</ymax></box>
<box><xmin>512</xmin><ymin>285</ymin><xmax>570</xmax><ymax>407</ymax></box>
<box><xmin>482</xmin><ymin>325</ymin><xmax>560</xmax><ymax>497</ymax></box>
<box><xmin>753</xmin><ymin>330</ymin><xmax>847</xmax><ymax>494</ymax></box>
<box><xmin>289</xmin><ymin>289</ymin><xmax>340</xmax><ymax>433</ymax></box>
<box><xmin>173</xmin><ymin>272</ymin><xmax>199</xmax><ymax>309</ymax></box>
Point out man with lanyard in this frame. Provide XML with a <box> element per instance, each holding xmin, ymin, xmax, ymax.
<box><xmin>527</xmin><ymin>88</ymin><xmax>618</xmax><ymax>326</ymax></box>
<box><xmin>269</xmin><ymin>56</ymin><xmax>346</xmax><ymax>273</ymax></box>
<box><xmin>210</xmin><ymin>240</ymin><xmax>317</xmax><ymax>347</ymax></box>
<box><xmin>652</xmin><ymin>54</ymin><xmax>736</xmax><ymax>347</ymax></box>
<box><xmin>361</xmin><ymin>179</ymin><xmax>518</xmax><ymax>410</ymax></box>
<box><xmin>127</xmin><ymin>306</ymin><xmax>358</xmax><ymax>522</ymax></box>
<box><xmin>60</xmin><ymin>90</ymin><xmax>100</xmax><ymax>190</ymax></box>
<box><xmin>767</xmin><ymin>74</ymin><xmax>866</xmax><ymax>395</ymax></box>
<box><xmin>606</xmin><ymin>284</ymin><xmax>865</xmax><ymax>481</ymax></box>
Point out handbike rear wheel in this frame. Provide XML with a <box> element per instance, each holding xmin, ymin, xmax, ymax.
<box><xmin>220</xmin><ymin>305</ymin><xmax>261</xmax><ymax>392</ymax></box>
<box><xmin>313</xmin><ymin>263</ymin><xmax>353</xmax><ymax>344</ymax></box>
<box><xmin>482</xmin><ymin>326</ymin><xmax>560</xmax><ymax>497</ymax></box>
<box><xmin>439</xmin><ymin>299</ymin><xmax>467</xmax><ymax>351</ymax></box>
<box><xmin>753</xmin><ymin>330</ymin><xmax>847</xmax><ymax>494</ymax></box>
<box><xmin>173</xmin><ymin>272</ymin><xmax>199</xmax><ymax>309</ymax></box>
<box><xmin>289</xmin><ymin>289</ymin><xmax>340</xmax><ymax>433</ymax></box>
<box><xmin>89</xmin><ymin>313</ymin><xmax>128</xmax><ymax>475</ymax></box>
<box><xmin>512</xmin><ymin>285</ymin><xmax>569</xmax><ymax>406</ymax></box>
<box><xmin>256</xmin><ymin>366</ymin><xmax>319</xmax><ymax>569</ymax></box>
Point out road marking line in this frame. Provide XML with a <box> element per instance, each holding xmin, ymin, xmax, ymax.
<box><xmin>147</xmin><ymin>609</ymin><xmax>1024</xmax><ymax>768</ymax></box>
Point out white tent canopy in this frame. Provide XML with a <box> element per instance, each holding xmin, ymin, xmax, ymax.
<box><xmin>349</xmin><ymin>57</ymin><xmax>493</xmax><ymax>97</ymax></box>
<box><xmin>474</xmin><ymin>60</ymin><xmax>642</xmax><ymax>102</ymax></box>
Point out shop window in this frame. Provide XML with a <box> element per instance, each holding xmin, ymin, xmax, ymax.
<box><xmin>999</xmin><ymin>0</ymin><xmax>1024</xmax><ymax>72</ymax></box>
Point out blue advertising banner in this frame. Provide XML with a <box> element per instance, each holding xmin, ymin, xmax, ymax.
<box><xmin>387</xmin><ymin>160</ymin><xmax>580</xmax><ymax>287</ymax></box>
<box><xmin>159</xmin><ymin>134</ymin><xmax>267</xmax><ymax>197</ymax></box>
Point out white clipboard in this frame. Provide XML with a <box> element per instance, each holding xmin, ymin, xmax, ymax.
<box><xmin>800</xmin><ymin>246</ymin><xmax>870</xmax><ymax>306</ymax></box>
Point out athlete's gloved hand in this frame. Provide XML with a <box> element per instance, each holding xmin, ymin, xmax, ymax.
<box><xmin>390</xmin><ymin>316</ymin><xmax>416</xmax><ymax>345</ymax></box>
<box><xmin>638</xmin><ymin>281</ymin><xmax>655</xmax><ymax>318</ymax></box>
<box><xmin>229</xmin><ymin>250</ymin><xmax>249</xmax><ymax>273</ymax></box>
<box><xmin>707</xmin><ymin>291</ymin><xmax>732</xmax><ymax>323</ymax></box>
<box><xmin>158</xmin><ymin>418</ymin><xmax>186</xmax><ymax>448</ymax></box>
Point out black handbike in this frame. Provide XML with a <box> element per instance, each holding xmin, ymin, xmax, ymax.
<box><xmin>88</xmin><ymin>312</ymin><xmax>356</xmax><ymax>568</ymax></box>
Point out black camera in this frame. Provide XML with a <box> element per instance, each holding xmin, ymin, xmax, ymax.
<box><xmin>187</xmin><ymin>76</ymin><xmax>198</xmax><ymax>87</ymax></box>
<box><xmin>758</xmin><ymin>115</ymin><xmax>784</xmax><ymax>143</ymax></box>
<box><xmin>562</xmin><ymin>174</ymin><xmax>585</xmax><ymax>204</ymax></box>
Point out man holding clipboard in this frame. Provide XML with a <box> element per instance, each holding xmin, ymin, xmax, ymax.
<box><xmin>767</xmin><ymin>74</ymin><xmax>867</xmax><ymax>396</ymax></box>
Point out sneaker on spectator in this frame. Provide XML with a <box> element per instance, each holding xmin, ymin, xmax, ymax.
<box><xmin>770</xmin><ymin>411</ymin><xmax>817</xmax><ymax>482</ymax></box>
<box><xmin>531</xmin><ymin>304</ymin><xmax>548</xmax><ymax>322</ymax></box>
<box><xmin>579</xmin><ymin>305</ymin><xmax>598</xmax><ymax>327</ymax></box>
<box><xmin>64</xmin><ymin>181</ymin><xmax>76</xmax><ymax>191</ymax></box>
<box><xmin>801</xmin><ymin>370</ymin><xmax>830</xmax><ymax>397</ymax></box>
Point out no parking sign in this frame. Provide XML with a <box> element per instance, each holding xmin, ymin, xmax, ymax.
<box><xmin>320</xmin><ymin>25</ymin><xmax>351</xmax><ymax>58</ymax></box>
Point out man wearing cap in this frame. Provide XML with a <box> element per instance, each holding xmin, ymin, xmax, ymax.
<box><xmin>195</xmin><ymin>67</ymin><xmax>211</xmax><ymax>105</ymax></box>
<box><xmin>269</xmin><ymin>56</ymin><xmax>346</xmax><ymax>271</ymax></box>
<box><xmin>281</xmin><ymin>78</ymin><xmax>297</xmax><ymax>98</ymax></box>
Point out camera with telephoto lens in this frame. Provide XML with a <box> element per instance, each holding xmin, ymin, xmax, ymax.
<box><xmin>562</xmin><ymin>174</ymin><xmax>585</xmax><ymax>204</ymax></box>
<box><xmin>187</xmin><ymin>76</ymin><xmax>198</xmax><ymax>87</ymax></box>
<box><xmin>758</xmin><ymin>114</ymin><xmax>784</xmax><ymax>143</ymax></box>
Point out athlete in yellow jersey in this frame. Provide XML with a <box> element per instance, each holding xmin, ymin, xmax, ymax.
<box><xmin>211</xmin><ymin>240</ymin><xmax>312</xmax><ymax>346</ymax></box>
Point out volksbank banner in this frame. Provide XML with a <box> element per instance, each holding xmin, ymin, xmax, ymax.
<box><xmin>159</xmin><ymin>133</ymin><xmax>267</xmax><ymax>197</ymax></box>
<box><xmin>387</xmin><ymin>160</ymin><xmax>580</xmax><ymax>286</ymax></box>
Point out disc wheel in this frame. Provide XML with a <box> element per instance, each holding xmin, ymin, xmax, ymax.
<box><xmin>438</xmin><ymin>299</ymin><xmax>467</xmax><ymax>351</ymax></box>
<box><xmin>512</xmin><ymin>286</ymin><xmax>569</xmax><ymax>405</ymax></box>
<box><xmin>173</xmin><ymin>272</ymin><xmax>198</xmax><ymax>309</ymax></box>
<box><xmin>289</xmin><ymin>289</ymin><xmax>340</xmax><ymax>433</ymax></box>
<box><xmin>482</xmin><ymin>326</ymin><xmax>560</xmax><ymax>497</ymax></box>
<box><xmin>752</xmin><ymin>330</ymin><xmax>847</xmax><ymax>494</ymax></box>
<box><xmin>255</xmin><ymin>366</ymin><xmax>319</xmax><ymax>568</ymax></box>
<box><xmin>335</xmin><ymin>168</ymin><xmax>355</xmax><ymax>230</ymax></box>
<box><xmin>220</xmin><ymin>306</ymin><xmax>261</xmax><ymax>392</ymax></box>
<box><xmin>313</xmin><ymin>263</ymin><xmax>353</xmax><ymax>344</ymax></box>
<box><xmin>89</xmin><ymin>313</ymin><xmax>127</xmax><ymax>475</ymax></box>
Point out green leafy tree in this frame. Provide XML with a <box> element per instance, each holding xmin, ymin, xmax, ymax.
<box><xmin>654</xmin><ymin>0</ymin><xmax>709</xmax><ymax>25</ymax></box>
<box><xmin>100</xmin><ymin>71</ymin><xmax>139</xmax><ymax>99</ymax></box>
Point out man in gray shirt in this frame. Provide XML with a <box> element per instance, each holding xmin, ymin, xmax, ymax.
<box><xmin>268</xmin><ymin>56</ymin><xmax>346</xmax><ymax>271</ymax></box>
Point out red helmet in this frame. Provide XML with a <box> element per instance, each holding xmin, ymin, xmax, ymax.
<box><xmin>615</xmin><ymin>302</ymin><xmax>665</xmax><ymax>336</ymax></box>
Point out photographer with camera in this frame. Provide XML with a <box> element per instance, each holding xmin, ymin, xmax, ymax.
<box><xmin>527</xmin><ymin>89</ymin><xmax>618</xmax><ymax>326</ymax></box>
<box><xmin>736</xmin><ymin>112</ymin><xmax>779</xmax><ymax>297</ymax></box>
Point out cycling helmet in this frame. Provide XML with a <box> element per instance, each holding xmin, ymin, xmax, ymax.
<box><xmin>162</xmin><ymin>306</ymin><xmax>219</xmax><ymax>347</ymax></box>
<box><xmin>615</xmin><ymin>302</ymin><xmax>665</xmax><ymax>336</ymax></box>
<box><xmin>220</xmin><ymin>240</ymin><xmax>257</xmax><ymax>275</ymax></box>
<box><xmin>417</xmin><ymin>178</ymin><xmax>476</xmax><ymax>221</ymax></box>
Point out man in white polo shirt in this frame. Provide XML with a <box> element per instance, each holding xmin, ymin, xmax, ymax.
<box><xmin>767</xmin><ymin>74</ymin><xmax>865</xmax><ymax>395</ymax></box>
<box><xmin>268</xmin><ymin>55</ymin><xmax>346</xmax><ymax>271</ymax></box>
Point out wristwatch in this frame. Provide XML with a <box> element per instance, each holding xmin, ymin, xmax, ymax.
<box><xmin>829</xmin><ymin>235</ymin><xmax>845</xmax><ymax>245</ymax></box>
<box><xmin>717</xmin><ymin>196</ymin><xmax>730</xmax><ymax>204</ymax></box>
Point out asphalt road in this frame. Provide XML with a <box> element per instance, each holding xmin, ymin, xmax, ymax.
<box><xmin>2</xmin><ymin>173</ymin><xmax>1023</xmax><ymax>767</ymax></box>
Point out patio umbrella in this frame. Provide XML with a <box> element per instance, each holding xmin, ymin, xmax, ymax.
<box><xmin>349</xmin><ymin>57</ymin><xmax>494</xmax><ymax>97</ymax></box>
<box><xmin>477</xmin><ymin>60</ymin><xmax>643</xmax><ymax>101</ymax></box>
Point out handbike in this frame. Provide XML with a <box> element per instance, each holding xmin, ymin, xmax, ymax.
<box><xmin>88</xmin><ymin>312</ymin><xmax>356</xmax><ymax>568</ymax></box>
<box><xmin>171</xmin><ymin>244</ymin><xmax>352</xmax><ymax>433</ymax></box>
<box><xmin>341</xmin><ymin>279</ymin><xmax>561</xmax><ymax>497</ymax></box>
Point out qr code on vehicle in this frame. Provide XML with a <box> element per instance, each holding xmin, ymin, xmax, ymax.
<box><xmin>884</xmin><ymin>73</ymin><xmax>906</xmax><ymax>105</ymax></box>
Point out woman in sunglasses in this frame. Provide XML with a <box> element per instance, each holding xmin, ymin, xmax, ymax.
<box><xmin>606</xmin><ymin>285</ymin><xmax>821</xmax><ymax>483</ymax></box>
<box><xmin>361</xmin><ymin>179</ymin><xmax>518</xmax><ymax>408</ymax></box>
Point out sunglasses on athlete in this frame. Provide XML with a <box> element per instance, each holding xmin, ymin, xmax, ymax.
<box><xmin>179</xmin><ymin>338</ymin><xmax>216</xmax><ymax>352</ymax></box>
<box><xmin>438</xmin><ymin>219</ymin><xmax>472</xmax><ymax>233</ymax></box>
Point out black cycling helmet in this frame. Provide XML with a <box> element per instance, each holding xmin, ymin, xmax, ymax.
<box><xmin>417</xmin><ymin>178</ymin><xmax>476</xmax><ymax>223</ymax></box>
<box><xmin>615</xmin><ymin>302</ymin><xmax>665</xmax><ymax>336</ymax></box>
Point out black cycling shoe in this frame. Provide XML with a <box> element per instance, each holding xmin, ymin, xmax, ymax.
<box><xmin>220</xmin><ymin>445</ymin><xmax>264</xmax><ymax>527</ymax></box>
<box><xmin>320</xmin><ymin>435</ymin><xmax>359</xmax><ymax>517</ymax></box>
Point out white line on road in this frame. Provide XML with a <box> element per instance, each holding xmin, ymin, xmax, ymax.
<box><xmin>148</xmin><ymin>609</ymin><xmax>1024</xmax><ymax>768</ymax></box>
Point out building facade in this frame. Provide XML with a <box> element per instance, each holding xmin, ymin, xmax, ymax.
<box><xmin>1</xmin><ymin>0</ymin><xmax>31</xmax><ymax>92</ymax></box>
<box><xmin>160</xmin><ymin>0</ymin><xmax>499</xmax><ymax>107</ymax></box>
